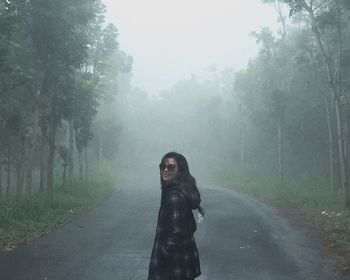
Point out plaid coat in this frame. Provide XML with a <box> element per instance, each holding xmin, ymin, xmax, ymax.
<box><xmin>148</xmin><ymin>183</ymin><xmax>201</xmax><ymax>280</ymax></box>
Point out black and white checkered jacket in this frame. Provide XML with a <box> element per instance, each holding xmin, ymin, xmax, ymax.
<box><xmin>148</xmin><ymin>182</ymin><xmax>201</xmax><ymax>280</ymax></box>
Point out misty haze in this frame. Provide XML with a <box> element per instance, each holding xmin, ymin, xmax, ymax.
<box><xmin>1</xmin><ymin>0</ymin><xmax>350</xmax><ymax>280</ymax></box>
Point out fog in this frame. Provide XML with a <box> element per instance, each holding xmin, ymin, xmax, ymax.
<box><xmin>101</xmin><ymin>0</ymin><xmax>287</xmax><ymax>186</ymax></box>
<box><xmin>2</xmin><ymin>1</ymin><xmax>350</xmax><ymax>277</ymax></box>
<box><xmin>115</xmin><ymin>73</ymin><xmax>236</xmax><ymax>186</ymax></box>
<box><xmin>102</xmin><ymin>0</ymin><xmax>281</xmax><ymax>95</ymax></box>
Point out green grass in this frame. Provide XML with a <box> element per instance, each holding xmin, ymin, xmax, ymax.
<box><xmin>0</xmin><ymin>170</ymin><xmax>117</xmax><ymax>252</ymax></box>
<box><xmin>208</xmin><ymin>168</ymin><xmax>350</xmax><ymax>252</ymax></box>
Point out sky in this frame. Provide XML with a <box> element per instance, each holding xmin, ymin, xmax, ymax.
<box><xmin>101</xmin><ymin>0</ymin><xmax>281</xmax><ymax>95</ymax></box>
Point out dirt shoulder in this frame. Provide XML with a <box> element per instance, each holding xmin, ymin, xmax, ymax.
<box><xmin>237</xmin><ymin>190</ymin><xmax>350</xmax><ymax>276</ymax></box>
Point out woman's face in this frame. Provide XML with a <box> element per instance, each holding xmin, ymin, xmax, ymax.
<box><xmin>160</xmin><ymin>157</ymin><xmax>178</xmax><ymax>184</ymax></box>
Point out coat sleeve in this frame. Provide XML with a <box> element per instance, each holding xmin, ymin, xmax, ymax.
<box><xmin>162</xmin><ymin>189</ymin><xmax>189</xmax><ymax>256</ymax></box>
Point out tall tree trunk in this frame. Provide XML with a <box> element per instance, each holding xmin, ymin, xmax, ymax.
<box><xmin>68</xmin><ymin>119</ymin><xmax>74</xmax><ymax>184</ymax></box>
<box><xmin>84</xmin><ymin>146</ymin><xmax>88</xmax><ymax>175</ymax></box>
<box><xmin>6</xmin><ymin>144</ymin><xmax>11</xmax><ymax>197</ymax></box>
<box><xmin>25</xmin><ymin>141</ymin><xmax>33</xmax><ymax>200</ymax></box>
<box><xmin>25</xmin><ymin>165</ymin><xmax>33</xmax><ymax>200</ymax></box>
<box><xmin>301</xmin><ymin>0</ymin><xmax>350</xmax><ymax>207</ymax></box>
<box><xmin>47</xmin><ymin>103</ymin><xmax>57</xmax><ymax>194</ymax></box>
<box><xmin>61</xmin><ymin>163</ymin><xmax>67</xmax><ymax>188</ymax></box>
<box><xmin>98</xmin><ymin>135</ymin><xmax>103</xmax><ymax>168</ymax></box>
<box><xmin>39</xmin><ymin>69</ymin><xmax>51</xmax><ymax>193</ymax></box>
<box><xmin>325</xmin><ymin>98</ymin><xmax>335</xmax><ymax>190</ymax></box>
<box><xmin>78</xmin><ymin>148</ymin><xmax>83</xmax><ymax>180</ymax></box>
<box><xmin>16</xmin><ymin>137</ymin><xmax>25</xmax><ymax>198</ymax></box>
<box><xmin>277</xmin><ymin>122</ymin><xmax>284</xmax><ymax>188</ymax></box>
<box><xmin>0</xmin><ymin>163</ymin><xmax>2</xmax><ymax>196</ymax></box>
<box><xmin>240</xmin><ymin>128</ymin><xmax>245</xmax><ymax>168</ymax></box>
<box><xmin>39</xmin><ymin>118</ymin><xmax>47</xmax><ymax>193</ymax></box>
<box><xmin>47</xmin><ymin>132</ymin><xmax>56</xmax><ymax>194</ymax></box>
<box><xmin>16</xmin><ymin>160</ymin><xmax>22</xmax><ymax>198</ymax></box>
<box><xmin>39</xmin><ymin>134</ymin><xmax>46</xmax><ymax>193</ymax></box>
<box><xmin>335</xmin><ymin>99</ymin><xmax>348</xmax><ymax>197</ymax></box>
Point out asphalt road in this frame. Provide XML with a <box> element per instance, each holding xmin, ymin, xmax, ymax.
<box><xmin>0</xmin><ymin>182</ymin><xmax>349</xmax><ymax>280</ymax></box>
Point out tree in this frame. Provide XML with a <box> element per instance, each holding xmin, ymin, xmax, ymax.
<box><xmin>247</xmin><ymin>24</ymin><xmax>292</xmax><ymax>187</ymax></box>
<box><xmin>29</xmin><ymin>0</ymin><xmax>101</xmax><ymax>193</ymax></box>
<box><xmin>280</xmin><ymin>0</ymin><xmax>350</xmax><ymax>207</ymax></box>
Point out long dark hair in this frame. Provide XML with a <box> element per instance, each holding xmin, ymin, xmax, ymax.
<box><xmin>160</xmin><ymin>151</ymin><xmax>205</xmax><ymax>216</ymax></box>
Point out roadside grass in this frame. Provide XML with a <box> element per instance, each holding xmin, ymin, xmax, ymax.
<box><xmin>208</xmin><ymin>168</ymin><xmax>350</xmax><ymax>273</ymax></box>
<box><xmin>0</xmin><ymin>170</ymin><xmax>117</xmax><ymax>253</ymax></box>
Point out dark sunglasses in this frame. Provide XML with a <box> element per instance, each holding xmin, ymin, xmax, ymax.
<box><xmin>159</xmin><ymin>163</ymin><xmax>177</xmax><ymax>172</ymax></box>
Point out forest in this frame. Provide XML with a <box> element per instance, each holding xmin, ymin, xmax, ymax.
<box><xmin>112</xmin><ymin>1</ymin><xmax>350</xmax><ymax>265</ymax></box>
<box><xmin>234</xmin><ymin>0</ymin><xmax>350</xmax><ymax>208</ymax></box>
<box><xmin>121</xmin><ymin>0</ymin><xmax>350</xmax><ymax>207</ymax></box>
<box><xmin>2</xmin><ymin>0</ymin><xmax>350</xmax><ymax>271</ymax></box>
<box><xmin>0</xmin><ymin>0</ymin><xmax>132</xmax><ymax>198</ymax></box>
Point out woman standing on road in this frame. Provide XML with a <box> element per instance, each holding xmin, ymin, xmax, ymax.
<box><xmin>148</xmin><ymin>152</ymin><xmax>205</xmax><ymax>280</ymax></box>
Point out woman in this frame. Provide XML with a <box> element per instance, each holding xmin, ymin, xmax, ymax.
<box><xmin>148</xmin><ymin>152</ymin><xmax>205</xmax><ymax>280</ymax></box>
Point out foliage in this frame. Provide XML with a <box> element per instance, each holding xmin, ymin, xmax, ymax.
<box><xmin>0</xmin><ymin>0</ymin><xmax>132</xmax><ymax>196</ymax></box>
<box><xmin>0</xmin><ymin>170</ymin><xmax>117</xmax><ymax>251</ymax></box>
<box><xmin>212</xmin><ymin>168</ymin><xmax>350</xmax><ymax>258</ymax></box>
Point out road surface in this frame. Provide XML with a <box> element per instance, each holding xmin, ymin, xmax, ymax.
<box><xmin>0</xmin><ymin>182</ymin><xmax>348</xmax><ymax>280</ymax></box>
